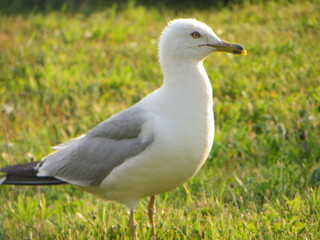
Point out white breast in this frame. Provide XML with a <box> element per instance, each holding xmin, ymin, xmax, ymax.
<box><xmin>86</xmin><ymin>61</ymin><xmax>214</xmax><ymax>209</ymax></box>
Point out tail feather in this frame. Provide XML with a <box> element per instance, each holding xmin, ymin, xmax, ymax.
<box><xmin>0</xmin><ymin>161</ymin><xmax>66</xmax><ymax>185</ymax></box>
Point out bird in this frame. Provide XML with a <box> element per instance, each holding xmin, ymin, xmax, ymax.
<box><xmin>0</xmin><ymin>19</ymin><xmax>246</xmax><ymax>239</ymax></box>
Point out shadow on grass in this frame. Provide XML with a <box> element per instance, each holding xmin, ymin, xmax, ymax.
<box><xmin>0</xmin><ymin>0</ymin><xmax>261</xmax><ymax>15</ymax></box>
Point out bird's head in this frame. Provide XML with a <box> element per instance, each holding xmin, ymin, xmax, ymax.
<box><xmin>158</xmin><ymin>19</ymin><xmax>246</xmax><ymax>63</ymax></box>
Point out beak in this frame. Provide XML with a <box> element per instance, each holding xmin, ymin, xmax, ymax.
<box><xmin>203</xmin><ymin>40</ymin><xmax>247</xmax><ymax>55</ymax></box>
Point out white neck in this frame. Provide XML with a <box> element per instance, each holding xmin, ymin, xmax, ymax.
<box><xmin>160</xmin><ymin>57</ymin><xmax>213</xmax><ymax>105</ymax></box>
<box><xmin>139</xmin><ymin>55</ymin><xmax>214</xmax><ymax>122</ymax></box>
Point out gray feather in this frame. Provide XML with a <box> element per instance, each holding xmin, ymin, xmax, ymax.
<box><xmin>38</xmin><ymin>107</ymin><xmax>154</xmax><ymax>186</ymax></box>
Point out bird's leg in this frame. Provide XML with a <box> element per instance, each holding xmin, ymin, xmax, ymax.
<box><xmin>148</xmin><ymin>195</ymin><xmax>156</xmax><ymax>238</ymax></box>
<box><xmin>128</xmin><ymin>209</ymin><xmax>137</xmax><ymax>240</ymax></box>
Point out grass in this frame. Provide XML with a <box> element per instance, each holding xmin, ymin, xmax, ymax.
<box><xmin>0</xmin><ymin>0</ymin><xmax>320</xmax><ymax>239</ymax></box>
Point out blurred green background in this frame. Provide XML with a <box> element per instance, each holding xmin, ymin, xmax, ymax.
<box><xmin>0</xmin><ymin>0</ymin><xmax>319</xmax><ymax>239</ymax></box>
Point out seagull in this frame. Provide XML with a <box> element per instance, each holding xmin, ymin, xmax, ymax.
<box><xmin>0</xmin><ymin>19</ymin><xmax>246</xmax><ymax>239</ymax></box>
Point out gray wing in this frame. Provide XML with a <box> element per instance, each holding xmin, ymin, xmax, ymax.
<box><xmin>37</xmin><ymin>107</ymin><xmax>154</xmax><ymax>186</ymax></box>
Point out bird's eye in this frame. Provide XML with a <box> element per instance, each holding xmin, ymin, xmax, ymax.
<box><xmin>191</xmin><ymin>31</ymin><xmax>201</xmax><ymax>38</ymax></box>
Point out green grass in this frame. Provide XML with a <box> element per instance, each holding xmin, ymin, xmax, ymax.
<box><xmin>1</xmin><ymin>0</ymin><xmax>320</xmax><ymax>239</ymax></box>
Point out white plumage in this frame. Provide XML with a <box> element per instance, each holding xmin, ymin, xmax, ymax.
<box><xmin>1</xmin><ymin>18</ymin><xmax>246</xmax><ymax>238</ymax></box>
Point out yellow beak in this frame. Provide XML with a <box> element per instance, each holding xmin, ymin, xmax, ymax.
<box><xmin>203</xmin><ymin>40</ymin><xmax>247</xmax><ymax>55</ymax></box>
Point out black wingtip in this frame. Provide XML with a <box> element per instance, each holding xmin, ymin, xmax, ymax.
<box><xmin>0</xmin><ymin>161</ymin><xmax>67</xmax><ymax>186</ymax></box>
<box><xmin>1</xmin><ymin>175</ymin><xmax>67</xmax><ymax>185</ymax></box>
